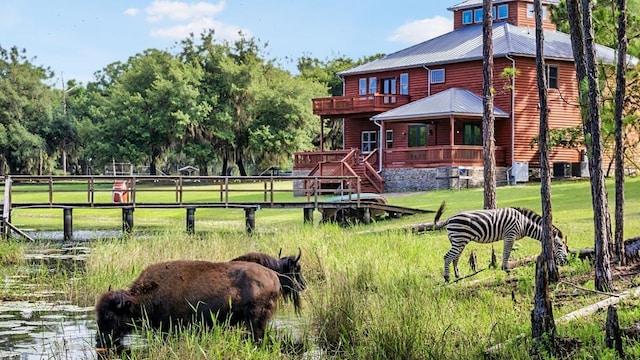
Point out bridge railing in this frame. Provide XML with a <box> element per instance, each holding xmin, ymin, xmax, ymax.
<box><xmin>1</xmin><ymin>174</ymin><xmax>363</xmax><ymax>210</ymax></box>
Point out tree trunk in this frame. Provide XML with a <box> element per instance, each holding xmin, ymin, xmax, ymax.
<box><xmin>531</xmin><ymin>255</ymin><xmax>556</xmax><ymax>349</ymax></box>
<box><xmin>482</xmin><ymin>0</ymin><xmax>497</xmax><ymax>210</ymax></box>
<box><xmin>614</xmin><ymin>0</ymin><xmax>628</xmax><ymax>265</ymax></box>
<box><xmin>605</xmin><ymin>305</ymin><xmax>624</xmax><ymax>358</ymax></box>
<box><xmin>582</xmin><ymin>0</ymin><xmax>614</xmax><ymax>292</ymax></box>
<box><xmin>534</xmin><ymin>0</ymin><xmax>560</xmax><ymax>283</ymax></box>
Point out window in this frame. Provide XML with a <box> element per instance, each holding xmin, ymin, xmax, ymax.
<box><xmin>386</xmin><ymin>130</ymin><xmax>393</xmax><ymax>149</ymax></box>
<box><xmin>527</xmin><ymin>4</ymin><xmax>547</xmax><ymax>19</ymax></box>
<box><xmin>382</xmin><ymin>78</ymin><xmax>397</xmax><ymax>103</ymax></box>
<box><xmin>474</xmin><ymin>8</ymin><xmax>483</xmax><ymax>23</ymax></box>
<box><xmin>462</xmin><ymin>10</ymin><xmax>473</xmax><ymax>24</ymax></box>
<box><xmin>359</xmin><ymin>78</ymin><xmax>367</xmax><ymax>95</ymax></box>
<box><xmin>408</xmin><ymin>125</ymin><xmax>428</xmax><ymax>147</ymax></box>
<box><xmin>361</xmin><ymin>131</ymin><xmax>378</xmax><ymax>153</ymax></box>
<box><xmin>497</xmin><ymin>4</ymin><xmax>508</xmax><ymax>19</ymax></box>
<box><xmin>430</xmin><ymin>69</ymin><xmax>445</xmax><ymax>84</ymax></box>
<box><xmin>547</xmin><ymin>65</ymin><xmax>558</xmax><ymax>89</ymax></box>
<box><xmin>400</xmin><ymin>73</ymin><xmax>409</xmax><ymax>95</ymax></box>
<box><xmin>463</xmin><ymin>123</ymin><xmax>482</xmax><ymax>145</ymax></box>
<box><xmin>368</xmin><ymin>77</ymin><xmax>377</xmax><ymax>94</ymax></box>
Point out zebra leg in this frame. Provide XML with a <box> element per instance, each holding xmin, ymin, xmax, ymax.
<box><xmin>444</xmin><ymin>238</ymin><xmax>467</xmax><ymax>282</ymax></box>
<box><xmin>502</xmin><ymin>238</ymin><xmax>515</xmax><ymax>272</ymax></box>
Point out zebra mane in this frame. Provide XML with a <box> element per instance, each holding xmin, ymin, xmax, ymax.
<box><xmin>511</xmin><ymin>207</ymin><xmax>541</xmax><ymax>221</ymax></box>
<box><xmin>511</xmin><ymin>207</ymin><xmax>563</xmax><ymax>238</ymax></box>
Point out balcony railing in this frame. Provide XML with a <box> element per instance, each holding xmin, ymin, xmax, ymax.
<box><xmin>312</xmin><ymin>94</ymin><xmax>411</xmax><ymax>117</ymax></box>
<box><xmin>383</xmin><ymin>146</ymin><xmax>506</xmax><ymax>167</ymax></box>
<box><xmin>294</xmin><ymin>146</ymin><xmax>506</xmax><ymax>170</ymax></box>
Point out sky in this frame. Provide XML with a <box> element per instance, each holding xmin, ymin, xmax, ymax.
<box><xmin>0</xmin><ymin>0</ymin><xmax>461</xmax><ymax>86</ymax></box>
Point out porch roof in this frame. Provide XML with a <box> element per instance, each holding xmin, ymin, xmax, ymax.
<box><xmin>370</xmin><ymin>88</ymin><xmax>509</xmax><ymax>122</ymax></box>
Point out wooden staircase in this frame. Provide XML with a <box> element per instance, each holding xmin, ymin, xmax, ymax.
<box><xmin>306</xmin><ymin>149</ymin><xmax>384</xmax><ymax>194</ymax></box>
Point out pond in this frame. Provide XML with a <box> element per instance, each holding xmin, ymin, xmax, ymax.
<box><xmin>1</xmin><ymin>241</ymin><xmax>313</xmax><ymax>359</ymax></box>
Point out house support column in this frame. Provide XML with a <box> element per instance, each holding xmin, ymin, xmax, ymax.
<box><xmin>320</xmin><ymin>117</ymin><xmax>324</xmax><ymax>151</ymax></box>
<box><xmin>449</xmin><ymin>115</ymin><xmax>455</xmax><ymax>145</ymax></box>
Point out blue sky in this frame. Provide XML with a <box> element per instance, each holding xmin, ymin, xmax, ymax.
<box><xmin>0</xmin><ymin>0</ymin><xmax>460</xmax><ymax>86</ymax></box>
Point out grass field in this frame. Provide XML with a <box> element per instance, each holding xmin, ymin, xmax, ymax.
<box><xmin>2</xmin><ymin>177</ymin><xmax>640</xmax><ymax>359</ymax></box>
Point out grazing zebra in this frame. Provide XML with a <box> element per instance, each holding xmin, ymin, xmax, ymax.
<box><xmin>432</xmin><ymin>202</ymin><xmax>568</xmax><ymax>282</ymax></box>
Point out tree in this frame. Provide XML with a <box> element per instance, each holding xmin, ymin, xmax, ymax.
<box><xmin>0</xmin><ymin>46</ymin><xmax>55</xmax><ymax>174</ymax></box>
<box><xmin>614</xmin><ymin>0</ymin><xmax>628</xmax><ymax>265</ymax></box>
<box><xmin>90</xmin><ymin>49</ymin><xmax>207</xmax><ymax>175</ymax></box>
<box><xmin>482</xmin><ymin>0</ymin><xmax>497</xmax><ymax>210</ymax></box>
<box><xmin>532</xmin><ymin>0</ymin><xmax>558</xmax><ymax>349</ymax></box>
<box><xmin>566</xmin><ymin>0</ymin><xmax>614</xmax><ymax>292</ymax></box>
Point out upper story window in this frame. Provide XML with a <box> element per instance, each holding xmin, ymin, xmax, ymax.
<box><xmin>359</xmin><ymin>78</ymin><xmax>367</xmax><ymax>95</ymax></box>
<box><xmin>527</xmin><ymin>4</ymin><xmax>547</xmax><ymax>19</ymax></box>
<box><xmin>474</xmin><ymin>8</ymin><xmax>484</xmax><ymax>23</ymax></box>
<box><xmin>430</xmin><ymin>69</ymin><xmax>445</xmax><ymax>84</ymax></box>
<box><xmin>368</xmin><ymin>77</ymin><xmax>377</xmax><ymax>94</ymax></box>
<box><xmin>462</xmin><ymin>10</ymin><xmax>473</xmax><ymax>25</ymax></box>
<box><xmin>497</xmin><ymin>4</ymin><xmax>508</xmax><ymax>19</ymax></box>
<box><xmin>547</xmin><ymin>65</ymin><xmax>558</xmax><ymax>89</ymax></box>
<box><xmin>400</xmin><ymin>73</ymin><xmax>409</xmax><ymax>95</ymax></box>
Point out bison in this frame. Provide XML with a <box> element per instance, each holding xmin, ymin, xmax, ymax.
<box><xmin>231</xmin><ymin>248</ymin><xmax>307</xmax><ymax>313</ymax></box>
<box><xmin>95</xmin><ymin>260</ymin><xmax>284</xmax><ymax>349</ymax></box>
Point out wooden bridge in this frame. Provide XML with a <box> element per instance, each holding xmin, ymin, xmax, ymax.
<box><xmin>1</xmin><ymin>175</ymin><xmax>430</xmax><ymax>240</ymax></box>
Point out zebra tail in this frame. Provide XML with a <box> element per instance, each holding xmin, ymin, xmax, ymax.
<box><xmin>432</xmin><ymin>201</ymin><xmax>446</xmax><ymax>230</ymax></box>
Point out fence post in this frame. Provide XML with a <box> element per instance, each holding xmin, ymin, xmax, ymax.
<box><xmin>186</xmin><ymin>207</ymin><xmax>195</xmax><ymax>234</ymax></box>
<box><xmin>122</xmin><ymin>208</ymin><xmax>134</xmax><ymax>234</ymax></box>
<box><xmin>244</xmin><ymin>207</ymin><xmax>256</xmax><ymax>234</ymax></box>
<box><xmin>63</xmin><ymin>208</ymin><xmax>73</xmax><ymax>241</ymax></box>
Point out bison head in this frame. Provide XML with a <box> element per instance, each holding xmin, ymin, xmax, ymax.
<box><xmin>278</xmin><ymin>248</ymin><xmax>307</xmax><ymax>314</ymax></box>
<box><xmin>95</xmin><ymin>289</ymin><xmax>138</xmax><ymax>349</ymax></box>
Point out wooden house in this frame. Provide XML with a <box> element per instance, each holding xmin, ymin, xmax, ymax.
<box><xmin>293</xmin><ymin>0</ymin><xmax>618</xmax><ymax>193</ymax></box>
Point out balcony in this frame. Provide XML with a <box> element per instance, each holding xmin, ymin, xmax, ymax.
<box><xmin>312</xmin><ymin>94</ymin><xmax>411</xmax><ymax>117</ymax></box>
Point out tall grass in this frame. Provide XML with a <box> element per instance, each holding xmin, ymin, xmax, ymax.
<box><xmin>3</xmin><ymin>177</ymin><xmax>640</xmax><ymax>358</ymax></box>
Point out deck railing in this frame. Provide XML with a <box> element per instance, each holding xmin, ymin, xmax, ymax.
<box><xmin>312</xmin><ymin>94</ymin><xmax>411</xmax><ymax>116</ymax></box>
<box><xmin>383</xmin><ymin>145</ymin><xmax>506</xmax><ymax>167</ymax></box>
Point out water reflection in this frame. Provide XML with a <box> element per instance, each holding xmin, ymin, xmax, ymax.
<box><xmin>0</xmin><ymin>301</ymin><xmax>97</xmax><ymax>360</ymax></box>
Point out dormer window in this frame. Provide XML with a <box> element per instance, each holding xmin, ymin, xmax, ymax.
<box><xmin>527</xmin><ymin>4</ymin><xmax>547</xmax><ymax>19</ymax></box>
<box><xmin>462</xmin><ymin>10</ymin><xmax>473</xmax><ymax>25</ymax></box>
<box><xmin>474</xmin><ymin>9</ymin><xmax>483</xmax><ymax>23</ymax></box>
<box><xmin>497</xmin><ymin>4</ymin><xmax>508</xmax><ymax>19</ymax></box>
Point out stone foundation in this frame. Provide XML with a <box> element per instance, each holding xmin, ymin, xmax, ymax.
<box><xmin>381</xmin><ymin>166</ymin><xmax>509</xmax><ymax>192</ymax></box>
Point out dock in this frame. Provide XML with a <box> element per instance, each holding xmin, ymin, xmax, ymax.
<box><xmin>1</xmin><ymin>175</ymin><xmax>430</xmax><ymax>240</ymax></box>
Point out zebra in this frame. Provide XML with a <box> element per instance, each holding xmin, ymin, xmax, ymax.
<box><xmin>432</xmin><ymin>202</ymin><xmax>568</xmax><ymax>282</ymax></box>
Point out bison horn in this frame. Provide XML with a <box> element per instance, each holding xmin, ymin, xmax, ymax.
<box><xmin>295</xmin><ymin>247</ymin><xmax>302</xmax><ymax>263</ymax></box>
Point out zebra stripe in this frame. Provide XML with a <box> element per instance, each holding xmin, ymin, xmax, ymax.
<box><xmin>433</xmin><ymin>202</ymin><xmax>568</xmax><ymax>282</ymax></box>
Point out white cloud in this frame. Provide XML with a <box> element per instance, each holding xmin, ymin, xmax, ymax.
<box><xmin>145</xmin><ymin>0</ymin><xmax>225</xmax><ymax>22</ymax></box>
<box><xmin>149</xmin><ymin>17</ymin><xmax>249</xmax><ymax>41</ymax></box>
<box><xmin>124</xmin><ymin>8</ymin><xmax>139</xmax><ymax>16</ymax></box>
<box><xmin>387</xmin><ymin>16</ymin><xmax>452</xmax><ymax>44</ymax></box>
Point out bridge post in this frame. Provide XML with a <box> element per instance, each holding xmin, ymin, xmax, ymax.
<box><xmin>303</xmin><ymin>208</ymin><xmax>314</xmax><ymax>224</ymax></box>
<box><xmin>361</xmin><ymin>207</ymin><xmax>371</xmax><ymax>225</ymax></box>
<box><xmin>244</xmin><ymin>207</ymin><xmax>256</xmax><ymax>234</ymax></box>
<box><xmin>122</xmin><ymin>208</ymin><xmax>134</xmax><ymax>234</ymax></box>
<box><xmin>186</xmin><ymin>207</ymin><xmax>195</xmax><ymax>234</ymax></box>
<box><xmin>63</xmin><ymin>208</ymin><xmax>73</xmax><ymax>241</ymax></box>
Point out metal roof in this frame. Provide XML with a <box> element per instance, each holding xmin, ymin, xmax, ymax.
<box><xmin>447</xmin><ymin>0</ymin><xmax>559</xmax><ymax>11</ymax></box>
<box><xmin>339</xmin><ymin>21</ymin><xmax>621</xmax><ymax>76</ymax></box>
<box><xmin>370</xmin><ymin>88</ymin><xmax>509</xmax><ymax>121</ymax></box>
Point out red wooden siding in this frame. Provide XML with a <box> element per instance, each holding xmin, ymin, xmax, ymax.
<box><xmin>510</xmin><ymin>59</ymin><xmax>582</xmax><ymax>166</ymax></box>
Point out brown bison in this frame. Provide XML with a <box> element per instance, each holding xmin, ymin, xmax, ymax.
<box><xmin>95</xmin><ymin>260</ymin><xmax>284</xmax><ymax>349</ymax></box>
<box><xmin>231</xmin><ymin>248</ymin><xmax>307</xmax><ymax>313</ymax></box>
